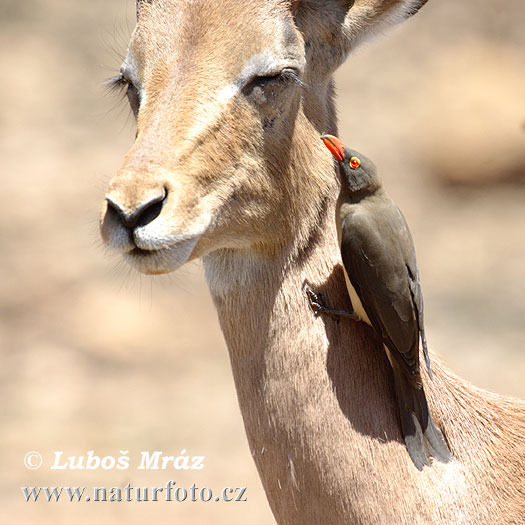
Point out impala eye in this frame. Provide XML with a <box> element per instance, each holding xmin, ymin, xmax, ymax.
<box><xmin>243</xmin><ymin>68</ymin><xmax>303</xmax><ymax>96</ymax></box>
<box><xmin>125</xmin><ymin>82</ymin><xmax>141</xmax><ymax>117</ymax></box>
<box><xmin>106</xmin><ymin>73</ymin><xmax>141</xmax><ymax>118</ymax></box>
<box><xmin>350</xmin><ymin>157</ymin><xmax>361</xmax><ymax>169</ymax></box>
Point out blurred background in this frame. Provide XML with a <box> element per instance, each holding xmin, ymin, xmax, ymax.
<box><xmin>1</xmin><ymin>1</ymin><xmax>524</xmax><ymax>523</ymax></box>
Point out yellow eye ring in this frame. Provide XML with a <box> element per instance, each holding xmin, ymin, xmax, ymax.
<box><xmin>350</xmin><ymin>157</ymin><xmax>361</xmax><ymax>169</ymax></box>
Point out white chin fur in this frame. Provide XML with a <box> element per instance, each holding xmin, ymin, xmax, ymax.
<box><xmin>123</xmin><ymin>236</ymin><xmax>199</xmax><ymax>275</ymax></box>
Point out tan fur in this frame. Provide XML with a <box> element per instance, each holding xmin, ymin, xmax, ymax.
<box><xmin>101</xmin><ymin>1</ymin><xmax>525</xmax><ymax>523</ymax></box>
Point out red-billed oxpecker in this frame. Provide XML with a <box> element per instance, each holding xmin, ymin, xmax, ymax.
<box><xmin>308</xmin><ymin>134</ymin><xmax>452</xmax><ymax>470</ymax></box>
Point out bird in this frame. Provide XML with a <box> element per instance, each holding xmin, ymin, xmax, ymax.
<box><xmin>309</xmin><ymin>133</ymin><xmax>452</xmax><ymax>470</ymax></box>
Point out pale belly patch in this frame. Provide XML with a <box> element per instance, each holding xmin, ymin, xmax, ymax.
<box><xmin>336</xmin><ymin>201</ymin><xmax>372</xmax><ymax>327</ymax></box>
<box><xmin>342</xmin><ymin>266</ymin><xmax>372</xmax><ymax>326</ymax></box>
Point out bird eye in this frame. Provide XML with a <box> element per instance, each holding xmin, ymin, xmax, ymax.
<box><xmin>350</xmin><ymin>157</ymin><xmax>361</xmax><ymax>169</ymax></box>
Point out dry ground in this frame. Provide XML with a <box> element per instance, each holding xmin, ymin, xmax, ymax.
<box><xmin>1</xmin><ymin>1</ymin><xmax>524</xmax><ymax>523</ymax></box>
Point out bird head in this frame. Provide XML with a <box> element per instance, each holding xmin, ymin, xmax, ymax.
<box><xmin>321</xmin><ymin>134</ymin><xmax>381</xmax><ymax>195</ymax></box>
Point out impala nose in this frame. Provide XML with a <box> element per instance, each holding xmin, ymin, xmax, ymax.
<box><xmin>105</xmin><ymin>189</ymin><xmax>167</xmax><ymax>230</ymax></box>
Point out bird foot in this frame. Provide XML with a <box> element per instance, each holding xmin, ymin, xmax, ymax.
<box><xmin>305</xmin><ymin>285</ymin><xmax>359</xmax><ymax>322</ymax></box>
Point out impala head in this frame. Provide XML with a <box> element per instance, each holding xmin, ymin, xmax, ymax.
<box><xmin>100</xmin><ymin>0</ymin><xmax>428</xmax><ymax>274</ymax></box>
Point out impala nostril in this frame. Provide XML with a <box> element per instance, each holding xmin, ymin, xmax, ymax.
<box><xmin>104</xmin><ymin>198</ymin><xmax>120</xmax><ymax>222</ymax></box>
<box><xmin>136</xmin><ymin>198</ymin><xmax>164</xmax><ymax>228</ymax></box>
<box><xmin>105</xmin><ymin>196</ymin><xmax>128</xmax><ymax>226</ymax></box>
<box><xmin>105</xmin><ymin>188</ymin><xmax>167</xmax><ymax>230</ymax></box>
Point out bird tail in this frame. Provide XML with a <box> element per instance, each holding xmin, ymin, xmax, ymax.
<box><xmin>391</xmin><ymin>362</ymin><xmax>452</xmax><ymax>470</ymax></box>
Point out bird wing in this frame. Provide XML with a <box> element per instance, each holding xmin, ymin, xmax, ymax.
<box><xmin>340</xmin><ymin>203</ymin><xmax>423</xmax><ymax>384</ymax></box>
<box><xmin>405</xmin><ymin>253</ymin><xmax>432</xmax><ymax>378</ymax></box>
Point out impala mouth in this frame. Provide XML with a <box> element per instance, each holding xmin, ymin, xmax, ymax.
<box><xmin>122</xmin><ymin>234</ymin><xmax>201</xmax><ymax>275</ymax></box>
<box><xmin>101</xmin><ymin>200</ymin><xmax>210</xmax><ymax>274</ymax></box>
<box><xmin>128</xmin><ymin>247</ymin><xmax>153</xmax><ymax>256</ymax></box>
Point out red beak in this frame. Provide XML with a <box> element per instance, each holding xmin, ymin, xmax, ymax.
<box><xmin>321</xmin><ymin>134</ymin><xmax>345</xmax><ymax>162</ymax></box>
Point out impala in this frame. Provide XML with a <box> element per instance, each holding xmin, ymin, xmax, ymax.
<box><xmin>100</xmin><ymin>0</ymin><xmax>525</xmax><ymax>523</ymax></box>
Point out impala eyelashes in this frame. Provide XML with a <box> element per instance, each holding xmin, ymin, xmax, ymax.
<box><xmin>279</xmin><ymin>68</ymin><xmax>305</xmax><ymax>88</ymax></box>
<box><xmin>242</xmin><ymin>67</ymin><xmax>304</xmax><ymax>96</ymax></box>
<box><xmin>106</xmin><ymin>73</ymin><xmax>142</xmax><ymax>118</ymax></box>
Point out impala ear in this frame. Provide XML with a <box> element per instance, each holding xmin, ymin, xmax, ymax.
<box><xmin>293</xmin><ymin>0</ymin><xmax>429</xmax><ymax>78</ymax></box>
<box><xmin>291</xmin><ymin>0</ymin><xmax>302</xmax><ymax>15</ymax></box>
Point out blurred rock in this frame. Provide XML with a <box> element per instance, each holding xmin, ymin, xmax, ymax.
<box><xmin>417</xmin><ymin>40</ymin><xmax>525</xmax><ymax>186</ymax></box>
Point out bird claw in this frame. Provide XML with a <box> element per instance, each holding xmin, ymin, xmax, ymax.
<box><xmin>305</xmin><ymin>285</ymin><xmax>358</xmax><ymax>322</ymax></box>
<box><xmin>305</xmin><ymin>285</ymin><xmax>325</xmax><ymax>314</ymax></box>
